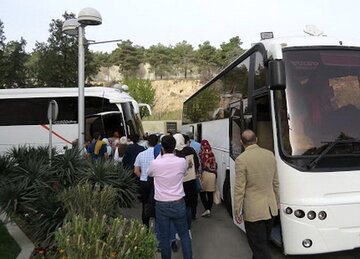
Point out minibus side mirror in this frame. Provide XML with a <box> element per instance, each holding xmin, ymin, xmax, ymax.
<box><xmin>269</xmin><ymin>60</ymin><xmax>286</xmax><ymax>90</ymax></box>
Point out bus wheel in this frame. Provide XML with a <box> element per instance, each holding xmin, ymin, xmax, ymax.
<box><xmin>223</xmin><ymin>170</ymin><xmax>232</xmax><ymax>217</ymax></box>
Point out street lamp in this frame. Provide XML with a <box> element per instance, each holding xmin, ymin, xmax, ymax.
<box><xmin>62</xmin><ymin>7</ymin><xmax>102</xmax><ymax>152</ymax></box>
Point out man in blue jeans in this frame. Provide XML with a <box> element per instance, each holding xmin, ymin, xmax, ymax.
<box><xmin>148</xmin><ymin>135</ymin><xmax>192</xmax><ymax>259</ymax></box>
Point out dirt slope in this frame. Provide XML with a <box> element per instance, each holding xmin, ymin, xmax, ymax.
<box><xmin>151</xmin><ymin>79</ymin><xmax>202</xmax><ymax>114</ymax></box>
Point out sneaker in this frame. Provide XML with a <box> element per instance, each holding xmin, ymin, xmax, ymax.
<box><xmin>171</xmin><ymin>241</ymin><xmax>178</xmax><ymax>252</ymax></box>
<box><xmin>188</xmin><ymin>229</ymin><xmax>192</xmax><ymax>239</ymax></box>
<box><xmin>175</xmin><ymin>233</ymin><xmax>180</xmax><ymax>240</ymax></box>
<box><xmin>201</xmin><ymin>209</ymin><xmax>211</xmax><ymax>217</ymax></box>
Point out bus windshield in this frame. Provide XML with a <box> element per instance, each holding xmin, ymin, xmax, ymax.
<box><xmin>277</xmin><ymin>48</ymin><xmax>360</xmax><ymax>159</ymax></box>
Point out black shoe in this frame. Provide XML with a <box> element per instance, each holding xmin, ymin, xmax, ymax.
<box><xmin>171</xmin><ymin>241</ymin><xmax>178</xmax><ymax>252</ymax></box>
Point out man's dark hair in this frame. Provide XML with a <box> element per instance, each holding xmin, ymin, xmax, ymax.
<box><xmin>161</xmin><ymin>135</ymin><xmax>176</xmax><ymax>153</ymax></box>
<box><xmin>147</xmin><ymin>134</ymin><xmax>158</xmax><ymax>147</ymax></box>
<box><xmin>129</xmin><ymin>134</ymin><xmax>140</xmax><ymax>143</ymax></box>
<box><xmin>241</xmin><ymin>130</ymin><xmax>257</xmax><ymax>145</ymax></box>
<box><xmin>183</xmin><ymin>134</ymin><xmax>190</xmax><ymax>144</ymax></box>
<box><xmin>187</xmin><ymin>131</ymin><xmax>194</xmax><ymax>139</ymax></box>
<box><xmin>93</xmin><ymin>132</ymin><xmax>101</xmax><ymax>140</ymax></box>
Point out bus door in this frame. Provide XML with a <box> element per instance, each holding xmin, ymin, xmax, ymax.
<box><xmin>252</xmin><ymin>93</ymin><xmax>282</xmax><ymax>246</ymax></box>
<box><xmin>252</xmin><ymin>93</ymin><xmax>274</xmax><ymax>152</ymax></box>
<box><xmin>85</xmin><ymin>112</ymin><xmax>125</xmax><ymax>141</ymax></box>
<box><xmin>225</xmin><ymin>100</ymin><xmax>248</xmax><ymax>221</ymax></box>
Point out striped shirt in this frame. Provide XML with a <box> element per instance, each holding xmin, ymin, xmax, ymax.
<box><xmin>134</xmin><ymin>147</ymin><xmax>155</xmax><ymax>181</ymax></box>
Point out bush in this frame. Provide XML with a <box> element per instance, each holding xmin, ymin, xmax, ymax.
<box><xmin>0</xmin><ymin>146</ymin><xmax>140</xmax><ymax>249</ymax></box>
<box><xmin>51</xmin><ymin>147</ymin><xmax>89</xmax><ymax>187</ymax></box>
<box><xmin>59</xmin><ymin>184</ymin><xmax>119</xmax><ymax>219</ymax></box>
<box><xmin>55</xmin><ymin>214</ymin><xmax>157</xmax><ymax>259</ymax></box>
<box><xmin>79</xmin><ymin>160</ymin><xmax>138</xmax><ymax>208</ymax></box>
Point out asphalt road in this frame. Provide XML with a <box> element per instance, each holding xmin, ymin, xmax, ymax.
<box><xmin>120</xmin><ymin>202</ymin><xmax>360</xmax><ymax>259</ymax></box>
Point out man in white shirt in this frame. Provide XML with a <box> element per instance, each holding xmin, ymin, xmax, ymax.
<box><xmin>134</xmin><ymin>134</ymin><xmax>158</xmax><ymax>227</ymax></box>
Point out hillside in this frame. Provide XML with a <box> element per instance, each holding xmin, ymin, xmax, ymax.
<box><xmin>150</xmin><ymin>79</ymin><xmax>202</xmax><ymax>119</ymax></box>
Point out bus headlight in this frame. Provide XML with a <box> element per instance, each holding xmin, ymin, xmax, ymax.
<box><xmin>318</xmin><ymin>211</ymin><xmax>327</xmax><ymax>220</ymax></box>
<box><xmin>294</xmin><ymin>209</ymin><xmax>305</xmax><ymax>218</ymax></box>
<box><xmin>307</xmin><ymin>211</ymin><xmax>316</xmax><ymax>220</ymax></box>
<box><xmin>285</xmin><ymin>207</ymin><xmax>293</xmax><ymax>214</ymax></box>
<box><xmin>302</xmin><ymin>239</ymin><xmax>313</xmax><ymax>248</ymax></box>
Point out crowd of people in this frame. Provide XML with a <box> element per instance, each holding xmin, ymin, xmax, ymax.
<box><xmin>82</xmin><ymin>129</ymin><xmax>279</xmax><ymax>259</ymax></box>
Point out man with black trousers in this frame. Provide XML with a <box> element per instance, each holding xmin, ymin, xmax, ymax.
<box><xmin>134</xmin><ymin>134</ymin><xmax>158</xmax><ymax>227</ymax></box>
<box><xmin>233</xmin><ymin>130</ymin><xmax>279</xmax><ymax>259</ymax></box>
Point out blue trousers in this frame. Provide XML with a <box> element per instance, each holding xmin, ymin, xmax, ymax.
<box><xmin>155</xmin><ymin>200</ymin><xmax>192</xmax><ymax>259</ymax></box>
<box><xmin>155</xmin><ymin>219</ymin><xmax>176</xmax><ymax>242</ymax></box>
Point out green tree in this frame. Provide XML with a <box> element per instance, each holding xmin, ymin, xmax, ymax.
<box><xmin>145</xmin><ymin>43</ymin><xmax>173</xmax><ymax>79</ymax></box>
<box><xmin>1</xmin><ymin>38</ymin><xmax>29</xmax><ymax>87</ymax></box>
<box><xmin>110</xmin><ymin>40</ymin><xmax>144</xmax><ymax>79</ymax></box>
<box><xmin>218</xmin><ymin>36</ymin><xmax>245</xmax><ymax>68</ymax></box>
<box><xmin>173</xmin><ymin>41</ymin><xmax>195</xmax><ymax>78</ymax></box>
<box><xmin>92</xmin><ymin>51</ymin><xmax>112</xmax><ymax>67</ymax></box>
<box><xmin>0</xmin><ymin>20</ymin><xmax>29</xmax><ymax>88</ymax></box>
<box><xmin>29</xmin><ymin>12</ymin><xmax>99</xmax><ymax>87</ymax></box>
<box><xmin>195</xmin><ymin>41</ymin><xmax>219</xmax><ymax>81</ymax></box>
<box><xmin>123</xmin><ymin>77</ymin><xmax>155</xmax><ymax>117</ymax></box>
<box><xmin>0</xmin><ymin>20</ymin><xmax>5</xmax><ymax>76</ymax></box>
<box><xmin>0</xmin><ymin>20</ymin><xmax>7</xmax><ymax>87</ymax></box>
<box><xmin>90</xmin><ymin>51</ymin><xmax>113</xmax><ymax>84</ymax></box>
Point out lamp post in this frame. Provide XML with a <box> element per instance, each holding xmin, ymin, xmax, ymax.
<box><xmin>62</xmin><ymin>8</ymin><xmax>102</xmax><ymax>152</ymax></box>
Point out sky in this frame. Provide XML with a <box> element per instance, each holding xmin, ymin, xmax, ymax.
<box><xmin>1</xmin><ymin>0</ymin><xmax>359</xmax><ymax>53</ymax></box>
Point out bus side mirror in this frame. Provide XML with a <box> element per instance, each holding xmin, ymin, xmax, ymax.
<box><xmin>269</xmin><ymin>60</ymin><xmax>286</xmax><ymax>90</ymax></box>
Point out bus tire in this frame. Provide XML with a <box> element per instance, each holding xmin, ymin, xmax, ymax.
<box><xmin>223</xmin><ymin>170</ymin><xmax>232</xmax><ymax>217</ymax></box>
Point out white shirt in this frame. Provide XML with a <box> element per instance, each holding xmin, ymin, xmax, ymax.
<box><xmin>134</xmin><ymin>147</ymin><xmax>154</xmax><ymax>181</ymax></box>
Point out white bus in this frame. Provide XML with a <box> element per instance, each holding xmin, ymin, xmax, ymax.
<box><xmin>182</xmin><ymin>33</ymin><xmax>360</xmax><ymax>254</ymax></box>
<box><xmin>0</xmin><ymin>86</ymin><xmax>146</xmax><ymax>154</ymax></box>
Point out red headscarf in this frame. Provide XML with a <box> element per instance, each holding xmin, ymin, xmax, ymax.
<box><xmin>200</xmin><ymin>140</ymin><xmax>217</xmax><ymax>172</ymax></box>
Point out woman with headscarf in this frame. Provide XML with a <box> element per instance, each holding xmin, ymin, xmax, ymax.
<box><xmin>113</xmin><ymin>136</ymin><xmax>128</xmax><ymax>163</ymax></box>
<box><xmin>199</xmin><ymin>139</ymin><xmax>218</xmax><ymax>217</ymax></box>
<box><xmin>173</xmin><ymin>133</ymin><xmax>200</xmax><ymax>237</ymax></box>
<box><xmin>102</xmin><ymin>138</ymin><xmax>112</xmax><ymax>158</ymax></box>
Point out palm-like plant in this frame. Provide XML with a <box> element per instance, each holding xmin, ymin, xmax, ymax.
<box><xmin>0</xmin><ymin>180</ymin><xmax>38</xmax><ymax>216</ymax></box>
<box><xmin>51</xmin><ymin>148</ymin><xmax>90</xmax><ymax>187</ymax></box>
<box><xmin>114</xmin><ymin>163</ymin><xmax>139</xmax><ymax>208</ymax></box>
<box><xmin>1</xmin><ymin>146</ymin><xmax>140</xmax><ymax>248</ymax></box>
<box><xmin>79</xmin><ymin>160</ymin><xmax>138</xmax><ymax>208</ymax></box>
<box><xmin>29</xmin><ymin>191</ymin><xmax>66</xmax><ymax>243</ymax></box>
<box><xmin>0</xmin><ymin>154</ymin><xmax>16</xmax><ymax>180</ymax></box>
<box><xmin>13</xmin><ymin>157</ymin><xmax>54</xmax><ymax>189</ymax></box>
<box><xmin>6</xmin><ymin>145</ymin><xmax>55</xmax><ymax>165</ymax></box>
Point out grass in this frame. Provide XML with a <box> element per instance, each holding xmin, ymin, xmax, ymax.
<box><xmin>0</xmin><ymin>220</ymin><xmax>21</xmax><ymax>259</ymax></box>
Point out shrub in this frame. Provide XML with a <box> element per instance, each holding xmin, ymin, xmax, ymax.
<box><xmin>0</xmin><ymin>146</ymin><xmax>140</xmax><ymax>248</ymax></box>
<box><xmin>79</xmin><ymin>160</ymin><xmax>138</xmax><ymax>208</ymax></box>
<box><xmin>51</xmin><ymin>148</ymin><xmax>89</xmax><ymax>187</ymax></box>
<box><xmin>0</xmin><ymin>155</ymin><xmax>16</xmax><ymax>179</ymax></box>
<box><xmin>59</xmin><ymin>184</ymin><xmax>119</xmax><ymax>219</ymax></box>
<box><xmin>55</xmin><ymin>214</ymin><xmax>157</xmax><ymax>259</ymax></box>
<box><xmin>6</xmin><ymin>145</ymin><xmax>54</xmax><ymax>166</ymax></box>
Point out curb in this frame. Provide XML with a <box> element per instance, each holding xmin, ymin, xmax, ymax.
<box><xmin>0</xmin><ymin>213</ymin><xmax>34</xmax><ymax>259</ymax></box>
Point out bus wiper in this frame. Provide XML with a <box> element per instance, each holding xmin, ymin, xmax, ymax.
<box><xmin>306</xmin><ymin>138</ymin><xmax>360</xmax><ymax>169</ymax></box>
